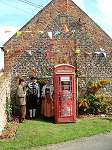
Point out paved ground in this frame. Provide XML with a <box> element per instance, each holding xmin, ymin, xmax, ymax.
<box><xmin>30</xmin><ymin>132</ymin><xmax>112</xmax><ymax>150</ymax></box>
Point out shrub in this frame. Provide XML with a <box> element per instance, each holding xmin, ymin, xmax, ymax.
<box><xmin>6</xmin><ymin>97</ymin><xmax>12</xmax><ymax>121</ymax></box>
<box><xmin>78</xmin><ymin>98</ymin><xmax>89</xmax><ymax>114</ymax></box>
<box><xmin>78</xmin><ymin>80</ymin><xmax>110</xmax><ymax>115</ymax></box>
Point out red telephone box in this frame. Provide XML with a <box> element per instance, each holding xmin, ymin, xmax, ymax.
<box><xmin>53</xmin><ymin>64</ymin><xmax>76</xmax><ymax>123</ymax></box>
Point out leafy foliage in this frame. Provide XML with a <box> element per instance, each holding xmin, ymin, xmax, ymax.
<box><xmin>78</xmin><ymin>80</ymin><xmax>110</xmax><ymax>115</ymax></box>
<box><xmin>6</xmin><ymin>97</ymin><xmax>12</xmax><ymax>121</ymax></box>
<box><xmin>87</xmin><ymin>80</ymin><xmax>109</xmax><ymax>94</ymax></box>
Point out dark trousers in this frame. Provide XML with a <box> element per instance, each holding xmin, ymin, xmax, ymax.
<box><xmin>28</xmin><ymin>95</ymin><xmax>38</xmax><ymax>109</ymax></box>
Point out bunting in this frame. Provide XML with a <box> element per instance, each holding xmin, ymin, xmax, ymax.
<box><xmin>37</xmin><ymin>47</ymin><xmax>44</xmax><ymax>53</ymax></box>
<box><xmin>27</xmin><ymin>50</ymin><xmax>32</xmax><ymax>55</ymax></box>
<box><xmin>6</xmin><ymin>49</ymin><xmax>10</xmax><ymax>53</ymax></box>
<box><xmin>54</xmin><ymin>31</ymin><xmax>62</xmax><ymax>38</ymax></box>
<box><xmin>63</xmin><ymin>24</ymin><xmax>69</xmax><ymax>32</ymax></box>
<box><xmin>71</xmin><ymin>29</ymin><xmax>76</xmax><ymax>34</ymax></box>
<box><xmin>38</xmin><ymin>30</ymin><xmax>44</xmax><ymax>34</ymax></box>
<box><xmin>15</xmin><ymin>47</ymin><xmax>21</xmax><ymax>53</ymax></box>
<box><xmin>16</xmin><ymin>31</ymin><xmax>22</xmax><ymax>37</ymax></box>
<box><xmin>48</xmin><ymin>32</ymin><xmax>53</xmax><ymax>39</ymax></box>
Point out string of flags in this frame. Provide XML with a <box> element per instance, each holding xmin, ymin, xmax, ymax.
<box><xmin>4</xmin><ymin>19</ymin><xmax>109</xmax><ymax>64</ymax></box>
<box><xmin>15</xmin><ymin>24</ymin><xmax>76</xmax><ymax>39</ymax></box>
<box><xmin>3</xmin><ymin>24</ymin><xmax>74</xmax><ymax>40</ymax></box>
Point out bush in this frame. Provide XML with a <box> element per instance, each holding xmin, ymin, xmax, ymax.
<box><xmin>78</xmin><ymin>80</ymin><xmax>110</xmax><ymax>115</ymax></box>
<box><xmin>6</xmin><ymin>97</ymin><xmax>12</xmax><ymax>121</ymax></box>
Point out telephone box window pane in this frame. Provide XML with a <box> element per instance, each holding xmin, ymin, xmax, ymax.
<box><xmin>59</xmin><ymin>76</ymin><xmax>72</xmax><ymax>117</ymax></box>
<box><xmin>61</xmin><ymin>81</ymin><xmax>70</xmax><ymax>91</ymax></box>
<box><xmin>61</xmin><ymin>76</ymin><xmax>70</xmax><ymax>91</ymax></box>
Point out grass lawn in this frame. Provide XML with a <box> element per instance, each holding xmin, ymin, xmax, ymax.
<box><xmin>0</xmin><ymin>118</ymin><xmax>112</xmax><ymax>150</ymax></box>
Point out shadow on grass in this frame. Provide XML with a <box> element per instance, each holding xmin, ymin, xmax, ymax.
<box><xmin>26</xmin><ymin>115</ymin><xmax>55</xmax><ymax>124</ymax></box>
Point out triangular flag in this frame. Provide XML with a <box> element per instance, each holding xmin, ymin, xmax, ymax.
<box><xmin>38</xmin><ymin>48</ymin><xmax>44</xmax><ymax>53</ymax></box>
<box><xmin>64</xmin><ymin>24</ymin><xmax>69</xmax><ymax>32</ymax></box>
<box><xmin>6</xmin><ymin>49</ymin><xmax>10</xmax><ymax>53</ymax></box>
<box><xmin>102</xmin><ymin>52</ymin><xmax>106</xmax><ymax>58</ymax></box>
<box><xmin>71</xmin><ymin>29</ymin><xmax>75</xmax><ymax>34</ymax></box>
<box><xmin>54</xmin><ymin>31</ymin><xmax>62</xmax><ymax>38</ymax></box>
<box><xmin>48</xmin><ymin>32</ymin><xmax>53</xmax><ymax>39</ymax></box>
<box><xmin>16</xmin><ymin>31</ymin><xmax>22</xmax><ymax>37</ymax></box>
<box><xmin>27</xmin><ymin>50</ymin><xmax>32</xmax><ymax>55</ymax></box>
<box><xmin>38</xmin><ymin>30</ymin><xmax>44</xmax><ymax>34</ymax></box>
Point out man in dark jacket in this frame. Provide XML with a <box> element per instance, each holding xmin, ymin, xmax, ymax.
<box><xmin>27</xmin><ymin>77</ymin><xmax>40</xmax><ymax>119</ymax></box>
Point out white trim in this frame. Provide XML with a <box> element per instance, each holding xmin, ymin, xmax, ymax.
<box><xmin>54</xmin><ymin>64</ymin><xmax>75</xmax><ymax>69</ymax></box>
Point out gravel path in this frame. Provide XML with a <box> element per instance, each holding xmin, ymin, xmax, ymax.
<box><xmin>30</xmin><ymin>132</ymin><xmax>112</xmax><ymax>150</ymax></box>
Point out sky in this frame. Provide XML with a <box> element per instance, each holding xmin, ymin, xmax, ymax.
<box><xmin>0</xmin><ymin>0</ymin><xmax>112</xmax><ymax>69</ymax></box>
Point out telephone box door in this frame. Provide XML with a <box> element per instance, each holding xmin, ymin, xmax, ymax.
<box><xmin>54</xmin><ymin>73</ymin><xmax>76</xmax><ymax>123</ymax></box>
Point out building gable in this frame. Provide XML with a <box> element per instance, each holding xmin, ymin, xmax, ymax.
<box><xmin>3</xmin><ymin>0</ymin><xmax>112</xmax><ymax>80</ymax></box>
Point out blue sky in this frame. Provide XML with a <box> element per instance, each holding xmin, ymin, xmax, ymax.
<box><xmin>0</xmin><ymin>0</ymin><xmax>112</xmax><ymax>69</ymax></box>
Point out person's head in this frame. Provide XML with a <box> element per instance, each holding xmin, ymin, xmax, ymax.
<box><xmin>30</xmin><ymin>76</ymin><xmax>37</xmax><ymax>83</ymax></box>
<box><xmin>19</xmin><ymin>79</ymin><xmax>25</xmax><ymax>86</ymax></box>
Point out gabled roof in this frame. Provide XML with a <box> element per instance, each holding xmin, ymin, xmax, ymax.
<box><xmin>3</xmin><ymin>0</ymin><xmax>112</xmax><ymax>50</ymax></box>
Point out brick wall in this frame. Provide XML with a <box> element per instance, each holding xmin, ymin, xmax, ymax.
<box><xmin>3</xmin><ymin>0</ymin><xmax>112</xmax><ymax>98</ymax></box>
<box><xmin>0</xmin><ymin>77</ymin><xmax>11</xmax><ymax>135</ymax></box>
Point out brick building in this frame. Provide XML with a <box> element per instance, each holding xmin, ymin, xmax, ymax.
<box><xmin>3</xmin><ymin>0</ymin><xmax>112</xmax><ymax>98</ymax></box>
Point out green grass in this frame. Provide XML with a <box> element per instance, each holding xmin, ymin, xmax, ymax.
<box><xmin>0</xmin><ymin>118</ymin><xmax>112</xmax><ymax>150</ymax></box>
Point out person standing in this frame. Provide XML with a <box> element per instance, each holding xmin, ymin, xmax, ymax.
<box><xmin>41</xmin><ymin>80</ymin><xmax>54</xmax><ymax>118</ymax></box>
<box><xmin>27</xmin><ymin>77</ymin><xmax>40</xmax><ymax>119</ymax></box>
<box><xmin>17</xmin><ymin>79</ymin><xmax>26</xmax><ymax>123</ymax></box>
